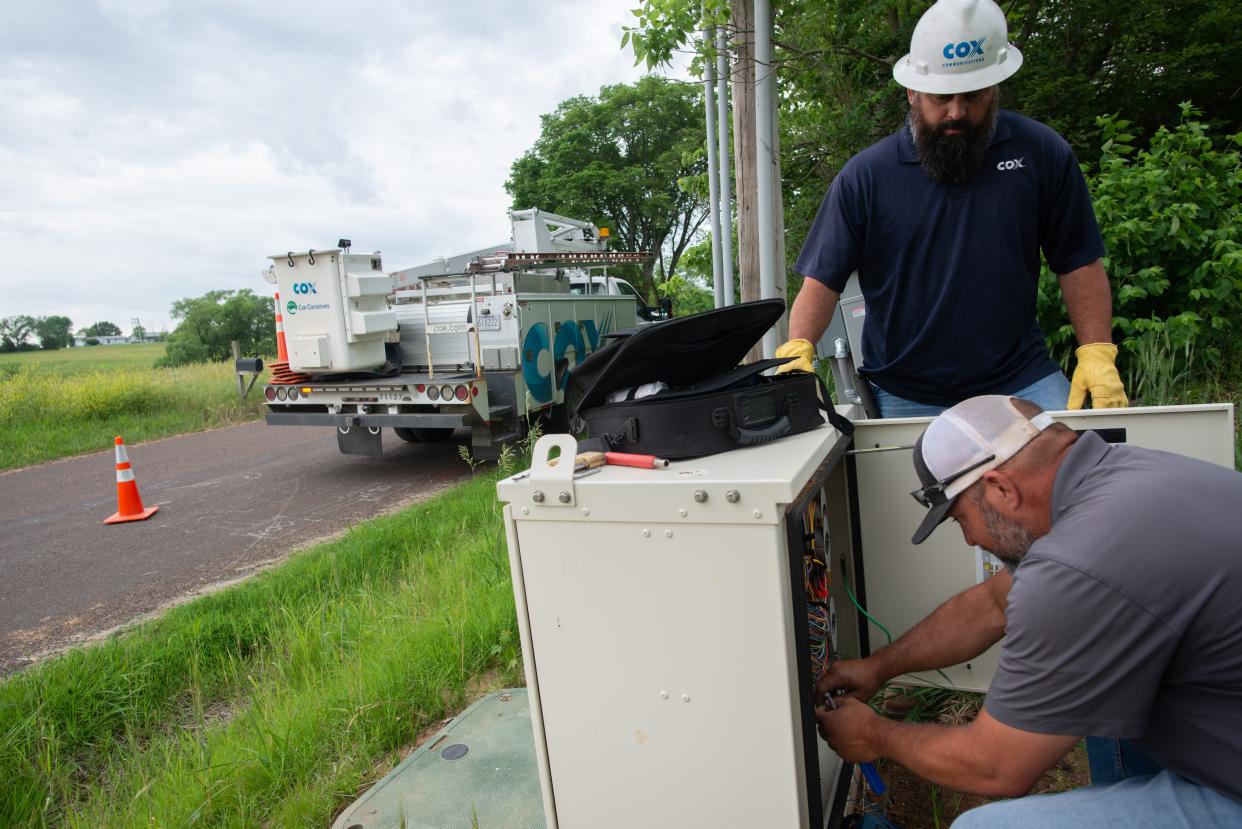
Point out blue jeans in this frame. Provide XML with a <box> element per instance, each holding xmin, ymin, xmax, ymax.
<box><xmin>1086</xmin><ymin>736</ymin><xmax>1164</xmax><ymax>784</ymax></box>
<box><xmin>870</xmin><ymin>371</ymin><xmax>1071</xmax><ymax>418</ymax></box>
<box><xmin>950</xmin><ymin>770</ymin><xmax>1242</xmax><ymax>828</ymax></box>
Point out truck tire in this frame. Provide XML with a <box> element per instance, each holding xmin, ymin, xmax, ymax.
<box><xmin>393</xmin><ymin>427</ymin><xmax>419</xmax><ymax>443</ymax></box>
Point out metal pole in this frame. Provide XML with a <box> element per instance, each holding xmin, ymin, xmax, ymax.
<box><xmin>717</xmin><ymin>27</ymin><xmax>735</xmax><ymax>306</ymax></box>
<box><xmin>703</xmin><ymin>22</ymin><xmax>725</xmax><ymax>308</ymax></box>
<box><xmin>754</xmin><ymin>0</ymin><xmax>776</xmax><ymax>357</ymax></box>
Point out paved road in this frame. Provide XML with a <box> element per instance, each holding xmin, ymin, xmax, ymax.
<box><xmin>0</xmin><ymin>423</ymin><xmax>471</xmax><ymax>675</ymax></box>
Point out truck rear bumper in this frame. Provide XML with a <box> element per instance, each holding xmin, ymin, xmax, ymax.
<box><xmin>265</xmin><ymin>412</ymin><xmax>470</xmax><ymax>428</ymax></box>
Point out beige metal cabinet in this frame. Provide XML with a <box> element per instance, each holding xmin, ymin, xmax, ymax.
<box><xmin>498</xmin><ymin>426</ymin><xmax>855</xmax><ymax>829</ymax></box>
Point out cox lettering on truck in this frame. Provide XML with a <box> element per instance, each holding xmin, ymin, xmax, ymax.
<box><xmin>521</xmin><ymin>312</ymin><xmax>614</xmax><ymax>403</ymax></box>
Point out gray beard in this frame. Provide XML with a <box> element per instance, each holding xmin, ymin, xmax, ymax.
<box><xmin>909</xmin><ymin>97</ymin><xmax>999</xmax><ymax>185</ymax></box>
<box><xmin>975</xmin><ymin>496</ymin><xmax>1037</xmax><ymax>568</ymax></box>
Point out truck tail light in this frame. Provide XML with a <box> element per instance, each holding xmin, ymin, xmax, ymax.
<box><xmin>454</xmin><ymin>385</ymin><xmax>468</xmax><ymax>401</ymax></box>
<box><xmin>470</xmin><ymin>384</ymin><xmax>479</xmax><ymax>398</ymax></box>
<box><xmin>265</xmin><ymin>386</ymin><xmax>277</xmax><ymax>402</ymax></box>
<box><xmin>415</xmin><ymin>384</ymin><xmax>426</xmax><ymax>393</ymax></box>
<box><xmin>288</xmin><ymin>387</ymin><xmax>300</xmax><ymax>401</ymax></box>
<box><xmin>276</xmin><ymin>387</ymin><xmax>288</xmax><ymax>401</ymax></box>
<box><xmin>427</xmin><ymin>385</ymin><xmax>440</xmax><ymax>401</ymax></box>
<box><xmin>440</xmin><ymin>385</ymin><xmax>452</xmax><ymax>400</ymax></box>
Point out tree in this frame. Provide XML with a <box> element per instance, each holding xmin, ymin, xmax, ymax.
<box><xmin>131</xmin><ymin>324</ymin><xmax>146</xmax><ymax>342</ymax></box>
<box><xmin>1004</xmin><ymin>0</ymin><xmax>1242</xmax><ymax>165</ymax></box>
<box><xmin>0</xmin><ymin>315</ymin><xmax>37</xmax><ymax>352</ymax></box>
<box><xmin>81</xmin><ymin>320</ymin><xmax>122</xmax><ymax>338</ymax></box>
<box><xmin>1037</xmin><ymin>105</ymin><xmax>1242</xmax><ymax>394</ymax></box>
<box><xmin>158</xmin><ymin>289</ymin><xmax>276</xmax><ymax>367</ymax></box>
<box><xmin>35</xmin><ymin>316</ymin><xmax>74</xmax><ymax>350</ymax></box>
<box><xmin>624</xmin><ymin>0</ymin><xmax>1242</xmax><ymax>285</ymax></box>
<box><xmin>506</xmin><ymin>76</ymin><xmax>709</xmax><ymax>300</ymax></box>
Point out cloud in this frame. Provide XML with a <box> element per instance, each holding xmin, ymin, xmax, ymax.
<box><xmin>0</xmin><ymin>0</ymin><xmax>684</xmax><ymax>333</ymax></box>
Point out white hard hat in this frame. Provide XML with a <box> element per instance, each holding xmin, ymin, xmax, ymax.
<box><xmin>893</xmin><ymin>0</ymin><xmax>1023</xmax><ymax>94</ymax></box>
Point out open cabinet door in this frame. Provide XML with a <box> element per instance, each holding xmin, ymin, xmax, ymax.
<box><xmin>843</xmin><ymin>404</ymin><xmax>1235</xmax><ymax>692</ymax></box>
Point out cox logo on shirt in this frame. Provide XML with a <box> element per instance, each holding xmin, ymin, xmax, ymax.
<box><xmin>292</xmin><ymin>282</ymin><xmax>318</xmax><ymax>295</ymax></box>
<box><xmin>996</xmin><ymin>157</ymin><xmax>1026</xmax><ymax>171</ymax></box>
<box><xmin>942</xmin><ymin>38</ymin><xmax>985</xmax><ymax>60</ymax></box>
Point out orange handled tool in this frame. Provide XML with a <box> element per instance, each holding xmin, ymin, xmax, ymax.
<box><xmin>551</xmin><ymin>451</ymin><xmax>671</xmax><ymax>470</ymax></box>
<box><xmin>603</xmin><ymin>452</ymin><xmax>669</xmax><ymax>469</ymax></box>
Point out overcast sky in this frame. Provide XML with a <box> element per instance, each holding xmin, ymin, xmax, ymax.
<box><xmin>0</xmin><ymin>1</ymin><xmax>686</xmax><ymax>335</ymax></box>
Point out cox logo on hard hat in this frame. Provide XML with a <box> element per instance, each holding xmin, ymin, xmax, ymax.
<box><xmin>942</xmin><ymin>38</ymin><xmax>986</xmax><ymax>60</ymax></box>
<box><xmin>292</xmin><ymin>282</ymin><xmax>318</xmax><ymax>294</ymax></box>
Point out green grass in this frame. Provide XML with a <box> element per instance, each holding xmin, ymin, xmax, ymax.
<box><xmin>0</xmin><ymin>343</ymin><xmax>169</xmax><ymax>375</ymax></box>
<box><xmin>0</xmin><ymin>346</ymin><xmax>265</xmax><ymax>470</ymax></box>
<box><xmin>0</xmin><ymin>471</ymin><xmax>519</xmax><ymax>828</ymax></box>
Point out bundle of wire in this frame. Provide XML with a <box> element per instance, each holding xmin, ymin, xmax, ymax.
<box><xmin>807</xmin><ymin>602</ymin><xmax>832</xmax><ymax>678</ymax></box>
<box><xmin>803</xmin><ymin>498</ymin><xmax>833</xmax><ymax>679</ymax></box>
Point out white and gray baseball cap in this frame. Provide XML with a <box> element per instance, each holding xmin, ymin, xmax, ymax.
<box><xmin>910</xmin><ymin>395</ymin><xmax>1056</xmax><ymax>544</ymax></box>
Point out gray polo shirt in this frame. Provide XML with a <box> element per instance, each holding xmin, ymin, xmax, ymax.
<box><xmin>984</xmin><ymin>431</ymin><xmax>1242</xmax><ymax>803</ymax></box>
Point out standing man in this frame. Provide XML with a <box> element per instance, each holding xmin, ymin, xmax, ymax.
<box><xmin>815</xmin><ymin>396</ymin><xmax>1242</xmax><ymax>826</ymax></box>
<box><xmin>776</xmin><ymin>0</ymin><xmax>1127</xmax><ymax>417</ymax></box>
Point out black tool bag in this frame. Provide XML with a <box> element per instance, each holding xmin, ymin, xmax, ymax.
<box><xmin>567</xmin><ymin>299</ymin><xmax>853</xmax><ymax>459</ymax></box>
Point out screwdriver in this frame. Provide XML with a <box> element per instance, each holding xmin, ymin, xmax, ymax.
<box><xmin>822</xmin><ymin>689</ymin><xmax>887</xmax><ymax>795</ymax></box>
<box><xmin>551</xmin><ymin>452</ymin><xmax>670</xmax><ymax>471</ymax></box>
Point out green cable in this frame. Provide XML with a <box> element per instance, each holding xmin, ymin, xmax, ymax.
<box><xmin>842</xmin><ymin>572</ymin><xmax>954</xmax><ymax>687</ymax></box>
<box><xmin>842</xmin><ymin>572</ymin><xmax>892</xmax><ymax>645</ymax></box>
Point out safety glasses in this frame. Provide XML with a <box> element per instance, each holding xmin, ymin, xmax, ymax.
<box><xmin>910</xmin><ymin>453</ymin><xmax>995</xmax><ymax>508</ymax></box>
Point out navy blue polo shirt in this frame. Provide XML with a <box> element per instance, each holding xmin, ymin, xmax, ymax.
<box><xmin>795</xmin><ymin>110</ymin><xmax>1105</xmax><ymax>406</ymax></box>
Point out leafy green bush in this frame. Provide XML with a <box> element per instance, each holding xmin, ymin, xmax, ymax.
<box><xmin>1039</xmin><ymin>103</ymin><xmax>1242</xmax><ymax>395</ymax></box>
<box><xmin>158</xmin><ymin>289</ymin><xmax>275</xmax><ymax>368</ymax></box>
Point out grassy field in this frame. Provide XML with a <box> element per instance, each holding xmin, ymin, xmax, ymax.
<box><xmin>0</xmin><ymin>471</ymin><xmax>520</xmax><ymax>828</ymax></box>
<box><xmin>0</xmin><ymin>343</ymin><xmax>170</xmax><ymax>374</ymax></box>
<box><xmin>0</xmin><ymin>344</ymin><xmax>265</xmax><ymax>470</ymax></box>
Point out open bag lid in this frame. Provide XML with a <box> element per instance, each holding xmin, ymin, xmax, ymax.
<box><xmin>568</xmin><ymin>299</ymin><xmax>786</xmax><ymax>416</ymax></box>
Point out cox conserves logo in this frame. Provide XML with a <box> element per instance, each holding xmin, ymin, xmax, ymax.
<box><xmin>292</xmin><ymin>282</ymin><xmax>317</xmax><ymax>294</ymax></box>
<box><xmin>942</xmin><ymin>37</ymin><xmax>986</xmax><ymax>67</ymax></box>
<box><xmin>286</xmin><ymin>298</ymin><xmax>330</xmax><ymax>315</ymax></box>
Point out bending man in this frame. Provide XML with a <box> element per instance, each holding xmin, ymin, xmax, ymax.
<box><xmin>815</xmin><ymin>396</ymin><xmax>1242</xmax><ymax>826</ymax></box>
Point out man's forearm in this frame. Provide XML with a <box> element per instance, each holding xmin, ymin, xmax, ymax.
<box><xmin>787</xmin><ymin>278</ymin><xmax>841</xmax><ymax>343</ymax></box>
<box><xmin>867</xmin><ymin>577</ymin><xmax>1008</xmax><ymax>681</ymax></box>
<box><xmin>867</xmin><ymin>718</ymin><xmax>1022</xmax><ymax>797</ymax></box>
<box><xmin>1059</xmin><ymin>259</ymin><xmax>1113</xmax><ymax>345</ymax></box>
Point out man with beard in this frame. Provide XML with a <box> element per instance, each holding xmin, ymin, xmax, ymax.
<box><xmin>814</xmin><ymin>396</ymin><xmax>1242</xmax><ymax>826</ymax></box>
<box><xmin>777</xmin><ymin>0</ymin><xmax>1127</xmax><ymax>416</ymax></box>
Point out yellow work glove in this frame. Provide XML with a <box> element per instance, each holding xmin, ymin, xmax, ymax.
<box><xmin>1067</xmin><ymin>343</ymin><xmax>1128</xmax><ymax>409</ymax></box>
<box><xmin>775</xmin><ymin>338</ymin><xmax>816</xmax><ymax>374</ymax></box>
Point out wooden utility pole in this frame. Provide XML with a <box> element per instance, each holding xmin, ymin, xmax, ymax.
<box><xmin>731</xmin><ymin>0</ymin><xmax>761</xmax><ymax>361</ymax></box>
<box><xmin>731</xmin><ymin>0</ymin><xmax>787</xmax><ymax>362</ymax></box>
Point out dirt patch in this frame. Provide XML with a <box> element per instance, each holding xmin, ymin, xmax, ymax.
<box><xmin>852</xmin><ymin>690</ymin><xmax>1090</xmax><ymax>828</ymax></box>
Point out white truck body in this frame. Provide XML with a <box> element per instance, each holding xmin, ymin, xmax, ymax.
<box><xmin>255</xmin><ymin>210</ymin><xmax>648</xmax><ymax>458</ymax></box>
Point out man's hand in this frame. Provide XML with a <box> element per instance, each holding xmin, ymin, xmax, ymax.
<box><xmin>816</xmin><ymin>657</ymin><xmax>884</xmax><ymax>704</ymax></box>
<box><xmin>774</xmin><ymin>338</ymin><xmax>816</xmax><ymax>374</ymax></box>
<box><xmin>815</xmin><ymin>696</ymin><xmax>880</xmax><ymax>762</ymax></box>
<box><xmin>1067</xmin><ymin>342</ymin><xmax>1128</xmax><ymax>409</ymax></box>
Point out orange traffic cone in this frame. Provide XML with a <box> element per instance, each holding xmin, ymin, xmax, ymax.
<box><xmin>104</xmin><ymin>436</ymin><xmax>159</xmax><ymax>524</ymax></box>
<box><xmin>274</xmin><ymin>290</ymin><xmax>290</xmax><ymax>362</ymax></box>
<box><xmin>268</xmin><ymin>290</ymin><xmax>310</xmax><ymax>385</ymax></box>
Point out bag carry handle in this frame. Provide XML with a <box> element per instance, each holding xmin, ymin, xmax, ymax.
<box><xmin>732</xmin><ymin>414</ymin><xmax>791</xmax><ymax>446</ymax></box>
